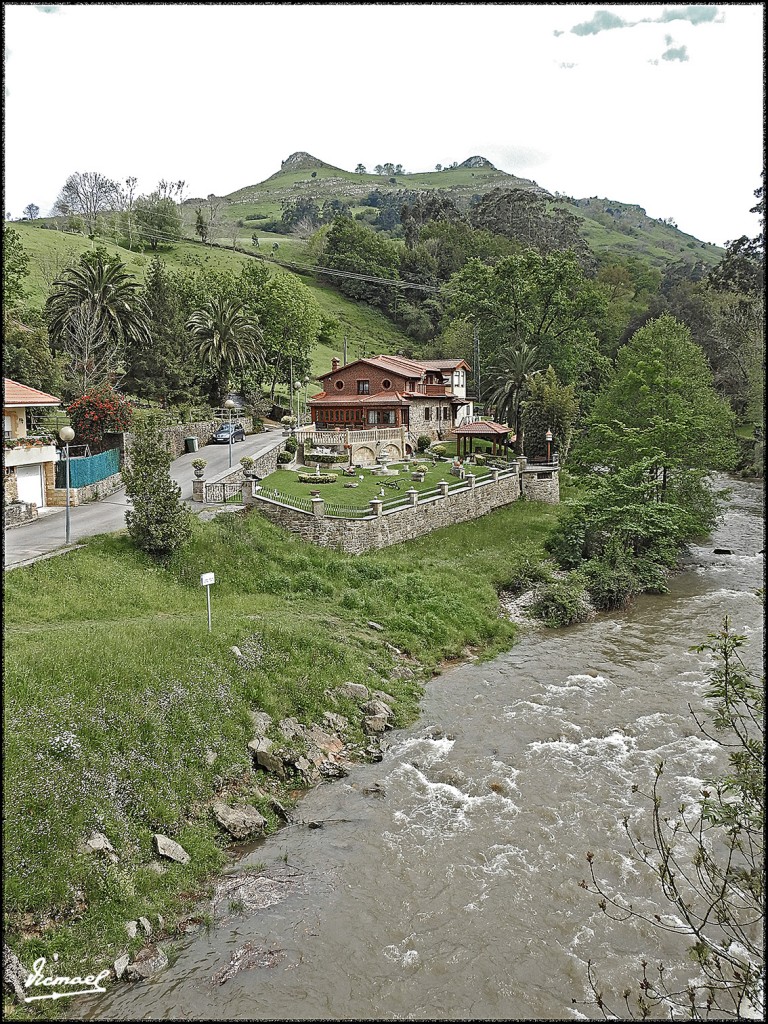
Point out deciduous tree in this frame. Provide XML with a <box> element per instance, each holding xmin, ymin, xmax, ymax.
<box><xmin>53</xmin><ymin>171</ymin><xmax>120</xmax><ymax>234</ymax></box>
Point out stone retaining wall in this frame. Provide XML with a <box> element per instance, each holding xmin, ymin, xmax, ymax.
<box><xmin>247</xmin><ymin>470</ymin><xmax>535</xmax><ymax>554</ymax></box>
<box><xmin>106</xmin><ymin>417</ymin><xmax>255</xmax><ymax>470</ymax></box>
<box><xmin>4</xmin><ymin>501</ymin><xmax>38</xmax><ymax>529</ymax></box>
<box><xmin>47</xmin><ymin>471</ymin><xmax>124</xmax><ymax>508</ymax></box>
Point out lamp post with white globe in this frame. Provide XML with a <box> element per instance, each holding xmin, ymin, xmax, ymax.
<box><xmin>58</xmin><ymin>425</ymin><xmax>75</xmax><ymax>545</ymax></box>
<box><xmin>224</xmin><ymin>399</ymin><xmax>235</xmax><ymax>468</ymax></box>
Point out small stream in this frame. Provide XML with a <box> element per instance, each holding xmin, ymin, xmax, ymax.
<box><xmin>80</xmin><ymin>476</ymin><xmax>764</xmax><ymax>1021</ymax></box>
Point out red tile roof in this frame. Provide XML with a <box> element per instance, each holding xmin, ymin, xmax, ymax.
<box><xmin>3</xmin><ymin>378</ymin><xmax>61</xmax><ymax>407</ymax></box>
<box><xmin>310</xmin><ymin>391</ymin><xmax>411</xmax><ymax>406</ymax></box>
<box><xmin>453</xmin><ymin>421</ymin><xmax>512</xmax><ymax>436</ymax></box>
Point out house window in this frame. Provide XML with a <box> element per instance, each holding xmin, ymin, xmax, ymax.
<box><xmin>382</xmin><ymin>379</ymin><xmax>392</xmax><ymax>390</ymax></box>
<box><xmin>357</xmin><ymin>380</ymin><xmax>370</xmax><ymax>394</ymax></box>
<box><xmin>367</xmin><ymin>410</ymin><xmax>377</xmax><ymax>424</ymax></box>
<box><xmin>383</xmin><ymin>411</ymin><xmax>395</xmax><ymax>425</ymax></box>
<box><xmin>424</xmin><ymin>407</ymin><xmax>431</xmax><ymax>420</ymax></box>
<box><xmin>335</xmin><ymin>380</ymin><xmax>345</xmax><ymax>390</ymax></box>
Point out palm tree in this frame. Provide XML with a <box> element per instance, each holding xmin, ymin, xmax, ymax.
<box><xmin>46</xmin><ymin>254</ymin><xmax>151</xmax><ymax>393</ymax></box>
<box><xmin>186</xmin><ymin>296</ymin><xmax>264</xmax><ymax>404</ymax></box>
<box><xmin>487</xmin><ymin>342</ymin><xmax>541</xmax><ymax>453</ymax></box>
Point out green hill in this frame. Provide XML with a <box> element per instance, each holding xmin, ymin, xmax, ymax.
<box><xmin>211</xmin><ymin>151</ymin><xmax>724</xmax><ymax>271</ymax></box>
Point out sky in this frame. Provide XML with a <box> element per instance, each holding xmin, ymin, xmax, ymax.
<box><xmin>2</xmin><ymin>3</ymin><xmax>764</xmax><ymax>247</ymax></box>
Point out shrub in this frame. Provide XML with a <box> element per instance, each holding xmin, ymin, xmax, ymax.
<box><xmin>239</xmin><ymin>456</ymin><xmax>255</xmax><ymax>470</ymax></box>
<box><xmin>312</xmin><ymin>453</ymin><xmax>346</xmax><ymax>464</ymax></box>
<box><xmin>297</xmin><ymin>473</ymin><xmax>337</xmax><ymax>484</ymax></box>
<box><xmin>414</xmin><ymin>463</ymin><xmax>429</xmax><ymax>474</ymax></box>
<box><xmin>122</xmin><ymin>416</ymin><xmax>192</xmax><ymax>560</ymax></box>
<box><xmin>530</xmin><ymin>576</ymin><xmax>591</xmax><ymax>627</ymax></box>
<box><xmin>191</xmin><ymin>458</ymin><xmax>207</xmax><ymax>471</ymax></box>
<box><xmin>284</xmin><ymin>436</ymin><xmax>298</xmax><ymax>453</ymax></box>
<box><xmin>431</xmin><ymin>444</ymin><xmax>447</xmax><ymax>457</ymax></box>
<box><xmin>474</xmin><ymin>454</ymin><xmax>487</xmax><ymax>466</ymax></box>
<box><xmin>67</xmin><ymin>386</ymin><xmax>134</xmax><ymax>454</ymax></box>
<box><xmin>416</xmin><ymin>435</ymin><xmax>431</xmax><ymax>452</ymax></box>
<box><xmin>277</xmin><ymin>451</ymin><xmax>293</xmax><ymax>464</ymax></box>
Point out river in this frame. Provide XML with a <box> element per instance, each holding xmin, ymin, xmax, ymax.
<box><xmin>82</xmin><ymin>476</ymin><xmax>764</xmax><ymax>1021</ymax></box>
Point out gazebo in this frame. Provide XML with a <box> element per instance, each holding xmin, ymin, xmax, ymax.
<box><xmin>453</xmin><ymin>421</ymin><xmax>515</xmax><ymax>460</ymax></box>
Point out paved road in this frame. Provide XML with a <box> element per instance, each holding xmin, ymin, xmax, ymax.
<box><xmin>3</xmin><ymin>428</ymin><xmax>284</xmax><ymax>571</ymax></box>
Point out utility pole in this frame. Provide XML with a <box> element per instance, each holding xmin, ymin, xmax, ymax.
<box><xmin>473</xmin><ymin>322</ymin><xmax>481</xmax><ymax>412</ymax></box>
<box><xmin>343</xmin><ymin>336</ymin><xmax>348</xmax><ymax>366</ymax></box>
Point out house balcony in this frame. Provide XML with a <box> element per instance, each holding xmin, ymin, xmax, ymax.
<box><xmin>409</xmin><ymin>384</ymin><xmax>451</xmax><ymax>396</ymax></box>
<box><xmin>3</xmin><ymin>439</ymin><xmax>58</xmax><ymax>468</ymax></box>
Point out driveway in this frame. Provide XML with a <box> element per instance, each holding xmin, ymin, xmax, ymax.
<box><xmin>3</xmin><ymin>428</ymin><xmax>284</xmax><ymax>571</ymax></box>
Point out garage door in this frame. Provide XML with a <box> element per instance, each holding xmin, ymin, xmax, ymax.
<box><xmin>15</xmin><ymin>464</ymin><xmax>44</xmax><ymax>508</ymax></box>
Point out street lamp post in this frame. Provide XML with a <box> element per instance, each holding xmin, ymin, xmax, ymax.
<box><xmin>59</xmin><ymin>425</ymin><xmax>75</xmax><ymax>545</ymax></box>
<box><xmin>545</xmin><ymin>428</ymin><xmax>553</xmax><ymax>464</ymax></box>
<box><xmin>224</xmin><ymin>399</ymin><xmax>235</xmax><ymax>468</ymax></box>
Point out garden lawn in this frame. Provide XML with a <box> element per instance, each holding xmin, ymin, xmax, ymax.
<box><xmin>260</xmin><ymin>460</ymin><xmax>496</xmax><ymax>509</ymax></box>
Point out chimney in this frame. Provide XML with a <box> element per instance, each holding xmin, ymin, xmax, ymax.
<box><xmin>331</xmin><ymin>357</ymin><xmax>340</xmax><ymax>372</ymax></box>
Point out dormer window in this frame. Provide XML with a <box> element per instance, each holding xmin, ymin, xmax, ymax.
<box><xmin>357</xmin><ymin>380</ymin><xmax>370</xmax><ymax>394</ymax></box>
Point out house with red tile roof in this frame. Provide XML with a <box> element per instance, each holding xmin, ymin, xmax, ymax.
<box><xmin>309</xmin><ymin>355</ymin><xmax>474</xmax><ymax>442</ymax></box>
<box><xmin>3</xmin><ymin>378</ymin><xmax>61</xmax><ymax>510</ymax></box>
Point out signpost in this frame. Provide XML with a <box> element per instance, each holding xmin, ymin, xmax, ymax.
<box><xmin>200</xmin><ymin>572</ymin><xmax>215</xmax><ymax>632</ymax></box>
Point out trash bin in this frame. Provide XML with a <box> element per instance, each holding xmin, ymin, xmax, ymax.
<box><xmin>184</xmin><ymin>436</ymin><xmax>198</xmax><ymax>453</ymax></box>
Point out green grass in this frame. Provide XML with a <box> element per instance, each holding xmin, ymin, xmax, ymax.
<box><xmin>3</xmin><ymin>496</ymin><xmax>558</xmax><ymax>1015</ymax></box>
<box><xmin>263</xmin><ymin>460</ymin><xmax>495</xmax><ymax>508</ymax></box>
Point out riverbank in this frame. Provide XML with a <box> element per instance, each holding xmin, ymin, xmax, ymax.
<box><xmin>3</xmin><ymin>497</ymin><xmax>560</xmax><ymax>1018</ymax></box>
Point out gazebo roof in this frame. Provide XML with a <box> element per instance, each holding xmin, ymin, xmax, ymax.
<box><xmin>453</xmin><ymin>421</ymin><xmax>513</xmax><ymax>438</ymax></box>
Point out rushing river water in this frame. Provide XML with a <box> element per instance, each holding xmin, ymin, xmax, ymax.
<box><xmin>83</xmin><ymin>476</ymin><xmax>763</xmax><ymax>1021</ymax></box>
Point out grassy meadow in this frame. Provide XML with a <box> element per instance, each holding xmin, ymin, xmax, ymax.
<box><xmin>3</xmin><ymin>496</ymin><xmax>559</xmax><ymax>1016</ymax></box>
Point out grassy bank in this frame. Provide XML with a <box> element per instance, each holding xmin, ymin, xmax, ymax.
<box><xmin>3</xmin><ymin>496</ymin><xmax>558</xmax><ymax>1016</ymax></box>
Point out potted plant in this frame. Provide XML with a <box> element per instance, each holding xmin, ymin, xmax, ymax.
<box><xmin>240</xmin><ymin>455</ymin><xmax>256</xmax><ymax>478</ymax></box>
<box><xmin>192</xmin><ymin>458</ymin><xmax>207</xmax><ymax>478</ymax></box>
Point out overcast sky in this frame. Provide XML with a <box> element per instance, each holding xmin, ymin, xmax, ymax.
<box><xmin>3</xmin><ymin>3</ymin><xmax>764</xmax><ymax>247</ymax></box>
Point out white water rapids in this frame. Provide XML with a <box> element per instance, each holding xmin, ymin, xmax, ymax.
<box><xmin>80</xmin><ymin>476</ymin><xmax>764</xmax><ymax>1021</ymax></box>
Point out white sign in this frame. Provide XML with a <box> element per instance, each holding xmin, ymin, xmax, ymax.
<box><xmin>200</xmin><ymin>572</ymin><xmax>215</xmax><ymax>586</ymax></box>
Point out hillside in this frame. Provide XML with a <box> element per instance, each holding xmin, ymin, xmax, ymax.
<box><xmin>9</xmin><ymin>223</ymin><xmax>415</xmax><ymax>380</ymax></box>
<box><xmin>211</xmin><ymin>151</ymin><xmax>724</xmax><ymax>271</ymax></box>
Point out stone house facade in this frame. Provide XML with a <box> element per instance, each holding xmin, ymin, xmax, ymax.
<box><xmin>309</xmin><ymin>355</ymin><xmax>472</xmax><ymax>443</ymax></box>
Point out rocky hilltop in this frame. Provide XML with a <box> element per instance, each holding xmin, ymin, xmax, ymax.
<box><xmin>279</xmin><ymin>151</ymin><xmax>343</xmax><ymax>173</ymax></box>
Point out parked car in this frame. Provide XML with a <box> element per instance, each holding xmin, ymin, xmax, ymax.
<box><xmin>210</xmin><ymin>422</ymin><xmax>245</xmax><ymax>444</ymax></box>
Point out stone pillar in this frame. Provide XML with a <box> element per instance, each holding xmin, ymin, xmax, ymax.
<box><xmin>517</xmin><ymin>456</ymin><xmax>528</xmax><ymax>473</ymax></box>
<box><xmin>192</xmin><ymin>479</ymin><xmax>205</xmax><ymax>502</ymax></box>
<box><xmin>438</xmin><ymin>480</ymin><xmax>449</xmax><ymax>498</ymax></box>
<box><xmin>311</xmin><ymin>496</ymin><xmax>325</xmax><ymax>518</ymax></box>
<box><xmin>465</xmin><ymin>472</ymin><xmax>476</xmax><ymax>491</ymax></box>
<box><xmin>370</xmin><ymin>498</ymin><xmax>383</xmax><ymax>517</ymax></box>
<box><xmin>407</xmin><ymin>487</ymin><xmax>418</xmax><ymax>506</ymax></box>
<box><xmin>492</xmin><ymin>469</ymin><xmax>500</xmax><ymax>483</ymax></box>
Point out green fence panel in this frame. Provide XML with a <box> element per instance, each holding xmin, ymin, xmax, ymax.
<box><xmin>56</xmin><ymin>448</ymin><xmax>120</xmax><ymax>489</ymax></box>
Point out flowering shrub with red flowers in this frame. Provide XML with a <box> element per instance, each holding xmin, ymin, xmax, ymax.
<box><xmin>67</xmin><ymin>387</ymin><xmax>134</xmax><ymax>453</ymax></box>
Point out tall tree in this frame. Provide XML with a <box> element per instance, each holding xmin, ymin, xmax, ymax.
<box><xmin>578</xmin><ymin>313</ymin><xmax>738</xmax><ymax>494</ymax></box>
<box><xmin>45</xmin><ymin>252</ymin><xmax>151</xmax><ymax>395</ymax></box>
<box><xmin>445</xmin><ymin>249</ymin><xmax>611</xmax><ymax>396</ymax></box>
<box><xmin>486</xmin><ymin>342</ymin><xmax>541</xmax><ymax>452</ymax></box>
<box><xmin>53</xmin><ymin>171</ymin><xmax>120</xmax><ymax>234</ymax></box>
<box><xmin>2</xmin><ymin>227</ymin><xmax>30</xmax><ymax>310</ymax></box>
<box><xmin>186</xmin><ymin>296</ymin><xmax>264</xmax><ymax>404</ymax></box>
<box><xmin>134</xmin><ymin>190</ymin><xmax>183</xmax><ymax>250</ymax></box>
<box><xmin>23</xmin><ymin>203</ymin><xmax>39</xmax><ymax>221</ymax></box>
<box><xmin>521</xmin><ymin>364</ymin><xmax>579</xmax><ymax>464</ymax></box>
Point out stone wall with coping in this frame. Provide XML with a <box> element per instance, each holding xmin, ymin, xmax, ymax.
<box><xmin>521</xmin><ymin>468</ymin><xmax>559</xmax><ymax>503</ymax></box>
<box><xmin>107</xmin><ymin>417</ymin><xmax>255</xmax><ymax>470</ymax></box>
<box><xmin>4</xmin><ymin>500</ymin><xmax>38</xmax><ymax>528</ymax></box>
<box><xmin>47</xmin><ymin>471</ymin><xmax>123</xmax><ymax>508</ymax></box>
<box><xmin>245</xmin><ymin>469</ymin><xmax>539</xmax><ymax>554</ymax></box>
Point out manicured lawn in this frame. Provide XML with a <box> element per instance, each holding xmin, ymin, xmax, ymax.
<box><xmin>260</xmin><ymin>459</ymin><xmax>496</xmax><ymax>509</ymax></box>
